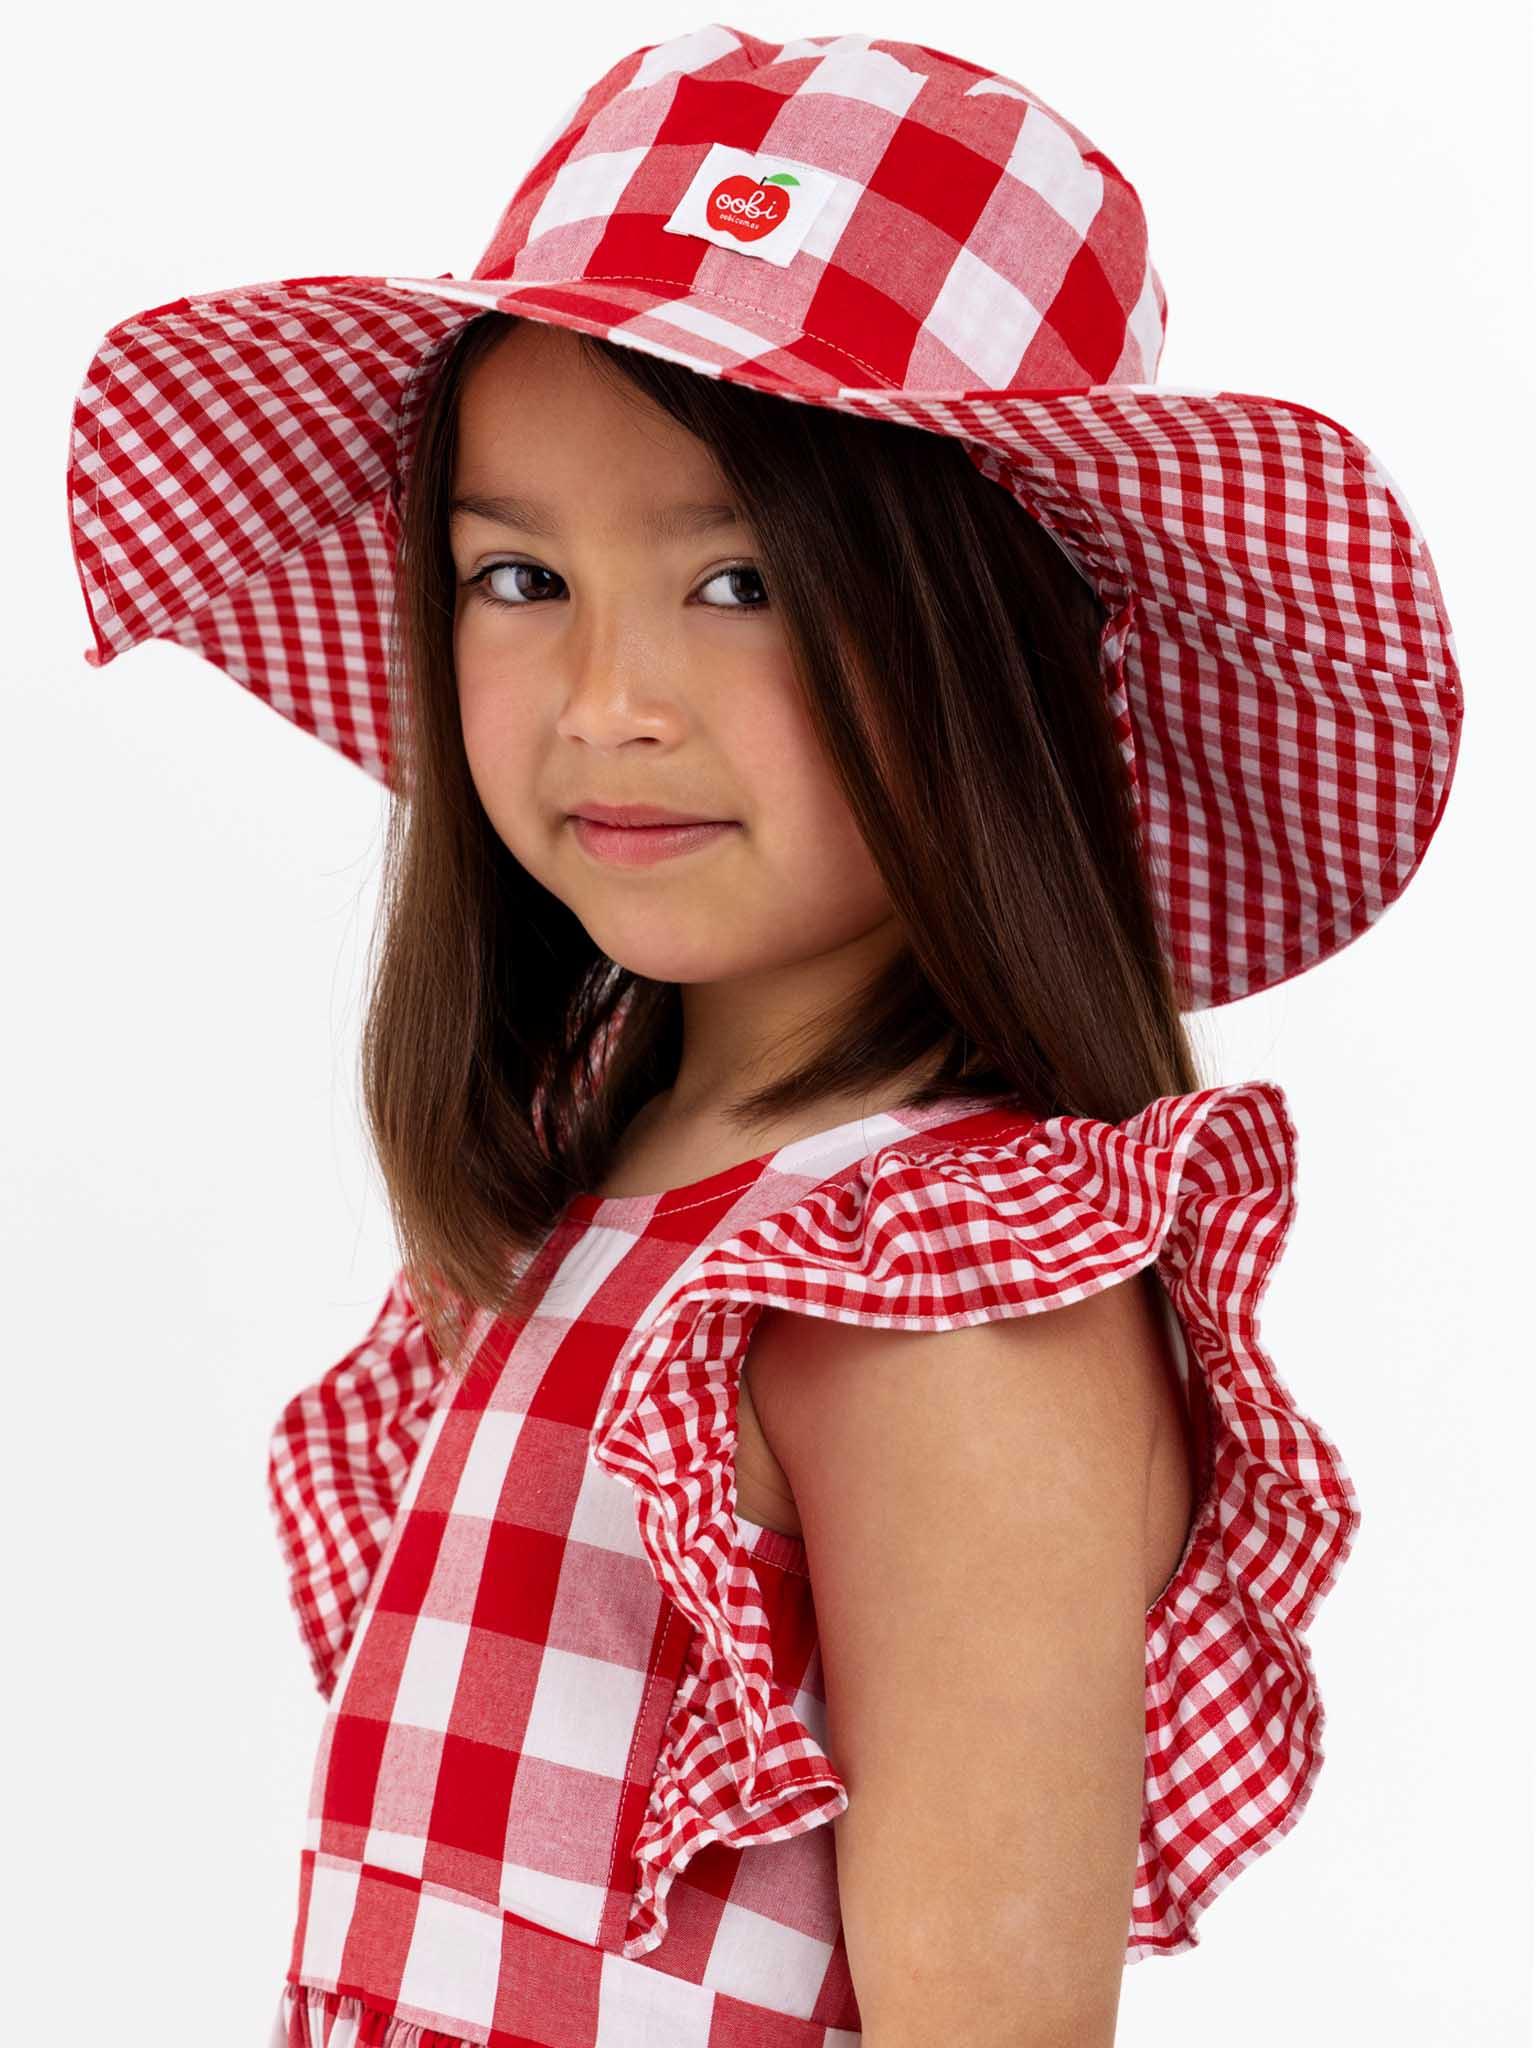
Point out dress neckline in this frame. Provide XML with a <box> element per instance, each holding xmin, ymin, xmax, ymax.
<box><xmin>563</xmin><ymin>1093</ymin><xmax>1005</xmax><ymax>1222</ymax></box>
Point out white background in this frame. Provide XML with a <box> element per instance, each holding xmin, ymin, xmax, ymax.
<box><xmin>6</xmin><ymin>4</ymin><xmax>1531</xmax><ymax>2042</ymax></box>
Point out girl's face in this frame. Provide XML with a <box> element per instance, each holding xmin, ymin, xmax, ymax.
<box><xmin>449</xmin><ymin>319</ymin><xmax>900</xmax><ymax>1004</ymax></box>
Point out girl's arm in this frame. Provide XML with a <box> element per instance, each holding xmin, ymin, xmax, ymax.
<box><xmin>744</xmin><ymin>1273</ymin><xmax>1164</xmax><ymax>2046</ymax></box>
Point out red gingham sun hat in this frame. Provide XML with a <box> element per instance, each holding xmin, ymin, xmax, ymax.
<box><xmin>66</xmin><ymin>22</ymin><xmax>1462</xmax><ymax>1012</ymax></box>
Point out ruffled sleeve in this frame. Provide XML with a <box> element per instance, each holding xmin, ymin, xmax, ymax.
<box><xmin>589</xmin><ymin>1079</ymin><xmax>1361</xmax><ymax>1962</ymax></box>
<box><xmin>267</xmin><ymin>1267</ymin><xmax>448</xmax><ymax>1700</ymax></box>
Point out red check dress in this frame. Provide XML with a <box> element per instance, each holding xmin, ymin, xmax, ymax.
<box><xmin>268</xmin><ymin>1081</ymin><xmax>1359</xmax><ymax>2047</ymax></box>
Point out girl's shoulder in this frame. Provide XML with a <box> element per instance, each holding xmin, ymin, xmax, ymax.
<box><xmin>593</xmin><ymin>1076</ymin><xmax>1362</xmax><ymax>1960</ymax></box>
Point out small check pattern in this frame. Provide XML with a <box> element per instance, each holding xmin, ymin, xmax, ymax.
<box><xmin>66</xmin><ymin>24</ymin><xmax>1460</xmax><ymax>1011</ymax></box>
<box><xmin>268</xmin><ymin>1079</ymin><xmax>1359</xmax><ymax>2047</ymax></box>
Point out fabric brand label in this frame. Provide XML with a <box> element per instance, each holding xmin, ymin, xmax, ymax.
<box><xmin>661</xmin><ymin>143</ymin><xmax>839</xmax><ymax>268</ymax></box>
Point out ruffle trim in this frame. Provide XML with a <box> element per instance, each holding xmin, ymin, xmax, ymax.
<box><xmin>588</xmin><ymin>1078</ymin><xmax>1361</xmax><ymax>1961</ymax></box>
<box><xmin>267</xmin><ymin>1269</ymin><xmax>448</xmax><ymax>1700</ymax></box>
<box><xmin>274</xmin><ymin>1981</ymin><xmax>476</xmax><ymax>2048</ymax></box>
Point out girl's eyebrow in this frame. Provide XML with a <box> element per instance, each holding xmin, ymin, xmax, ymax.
<box><xmin>449</xmin><ymin>491</ymin><xmax>747</xmax><ymax>541</ymax></box>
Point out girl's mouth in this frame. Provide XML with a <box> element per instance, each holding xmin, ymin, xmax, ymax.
<box><xmin>570</xmin><ymin>817</ymin><xmax>739</xmax><ymax>866</ymax></box>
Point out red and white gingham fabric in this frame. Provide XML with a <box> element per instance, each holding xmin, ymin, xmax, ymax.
<box><xmin>268</xmin><ymin>1078</ymin><xmax>1358</xmax><ymax>2046</ymax></box>
<box><xmin>269</xmin><ymin>1273</ymin><xmax>448</xmax><ymax>1700</ymax></box>
<box><xmin>67</xmin><ymin>24</ymin><xmax>1461</xmax><ymax>1012</ymax></box>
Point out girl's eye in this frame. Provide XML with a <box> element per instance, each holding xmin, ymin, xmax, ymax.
<box><xmin>462</xmin><ymin>559</ymin><xmax>771</xmax><ymax>615</ymax></box>
<box><xmin>467</xmin><ymin>561</ymin><xmax>561</xmax><ymax>609</ymax></box>
<box><xmin>695</xmin><ymin>564</ymin><xmax>771</xmax><ymax>613</ymax></box>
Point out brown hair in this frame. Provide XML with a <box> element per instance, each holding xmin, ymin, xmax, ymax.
<box><xmin>365</xmin><ymin>311</ymin><xmax>1204</xmax><ymax>1371</ymax></box>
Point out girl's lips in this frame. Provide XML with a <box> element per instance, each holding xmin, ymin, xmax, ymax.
<box><xmin>570</xmin><ymin>816</ymin><xmax>739</xmax><ymax>866</ymax></box>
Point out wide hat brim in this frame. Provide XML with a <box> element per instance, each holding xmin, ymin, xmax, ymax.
<box><xmin>66</xmin><ymin>267</ymin><xmax>1462</xmax><ymax>1011</ymax></box>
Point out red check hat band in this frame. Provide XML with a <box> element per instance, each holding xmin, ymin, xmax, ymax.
<box><xmin>66</xmin><ymin>22</ymin><xmax>1462</xmax><ymax>1010</ymax></box>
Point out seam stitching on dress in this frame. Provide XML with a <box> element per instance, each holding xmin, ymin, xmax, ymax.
<box><xmin>604</xmin><ymin>1600</ymin><xmax>685</xmax><ymax>1916</ymax></box>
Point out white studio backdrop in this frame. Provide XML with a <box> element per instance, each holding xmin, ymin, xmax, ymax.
<box><xmin>5</xmin><ymin>4</ymin><xmax>1529</xmax><ymax>2042</ymax></box>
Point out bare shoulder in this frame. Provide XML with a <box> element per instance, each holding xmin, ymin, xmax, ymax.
<box><xmin>742</xmin><ymin>1269</ymin><xmax>1185</xmax><ymax>2041</ymax></box>
<box><xmin>745</xmin><ymin>1265</ymin><xmax>1187</xmax><ymax>1594</ymax></box>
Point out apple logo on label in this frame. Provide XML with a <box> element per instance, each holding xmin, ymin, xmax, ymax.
<box><xmin>707</xmin><ymin>170</ymin><xmax>799</xmax><ymax>243</ymax></box>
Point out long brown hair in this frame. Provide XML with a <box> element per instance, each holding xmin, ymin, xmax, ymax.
<box><xmin>365</xmin><ymin>311</ymin><xmax>1204</xmax><ymax>1370</ymax></box>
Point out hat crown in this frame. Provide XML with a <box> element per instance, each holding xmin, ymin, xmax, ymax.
<box><xmin>468</xmin><ymin>23</ymin><xmax>1166</xmax><ymax>393</ymax></box>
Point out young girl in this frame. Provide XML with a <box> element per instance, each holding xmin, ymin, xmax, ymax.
<box><xmin>67</xmin><ymin>25</ymin><xmax>1461</xmax><ymax>2048</ymax></box>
